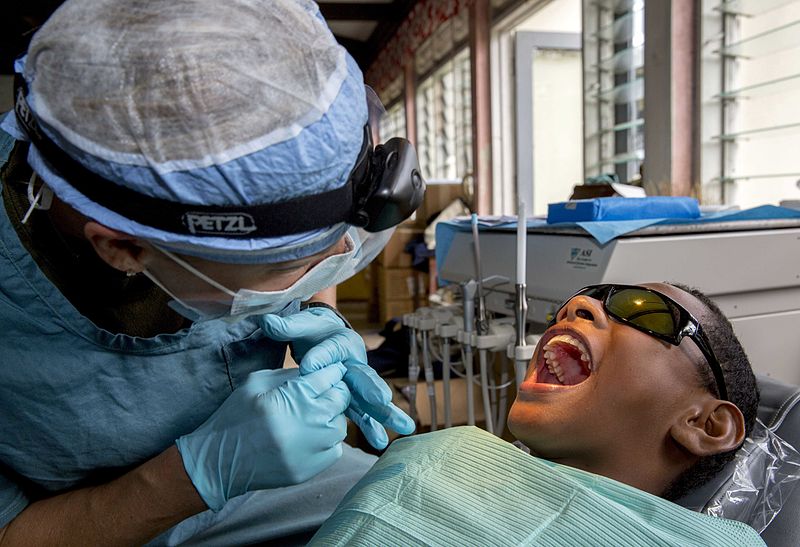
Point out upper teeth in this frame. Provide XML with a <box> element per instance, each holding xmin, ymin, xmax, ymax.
<box><xmin>543</xmin><ymin>334</ymin><xmax>593</xmax><ymax>373</ymax></box>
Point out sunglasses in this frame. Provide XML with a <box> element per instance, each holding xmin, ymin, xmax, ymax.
<box><xmin>547</xmin><ymin>284</ymin><xmax>728</xmax><ymax>401</ymax></box>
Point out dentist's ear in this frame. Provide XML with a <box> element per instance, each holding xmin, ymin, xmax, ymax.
<box><xmin>84</xmin><ymin>221</ymin><xmax>149</xmax><ymax>274</ymax></box>
<box><xmin>669</xmin><ymin>399</ymin><xmax>746</xmax><ymax>456</ymax></box>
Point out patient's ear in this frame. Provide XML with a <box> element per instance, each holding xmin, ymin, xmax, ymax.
<box><xmin>84</xmin><ymin>221</ymin><xmax>148</xmax><ymax>274</ymax></box>
<box><xmin>670</xmin><ymin>400</ymin><xmax>746</xmax><ymax>456</ymax></box>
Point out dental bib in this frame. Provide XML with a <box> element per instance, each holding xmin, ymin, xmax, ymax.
<box><xmin>310</xmin><ymin>427</ymin><xmax>765</xmax><ymax>546</ymax></box>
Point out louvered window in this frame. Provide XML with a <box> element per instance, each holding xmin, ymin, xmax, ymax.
<box><xmin>583</xmin><ymin>0</ymin><xmax>645</xmax><ymax>184</ymax></box>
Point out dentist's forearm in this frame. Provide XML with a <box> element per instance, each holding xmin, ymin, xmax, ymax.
<box><xmin>0</xmin><ymin>446</ymin><xmax>206</xmax><ymax>546</ymax></box>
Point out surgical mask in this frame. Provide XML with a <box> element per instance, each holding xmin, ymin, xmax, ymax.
<box><xmin>143</xmin><ymin>226</ymin><xmax>394</xmax><ymax>322</ymax></box>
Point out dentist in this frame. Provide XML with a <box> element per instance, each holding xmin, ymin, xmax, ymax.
<box><xmin>0</xmin><ymin>0</ymin><xmax>421</xmax><ymax>544</ymax></box>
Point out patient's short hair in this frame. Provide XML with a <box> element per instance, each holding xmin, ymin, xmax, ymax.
<box><xmin>662</xmin><ymin>283</ymin><xmax>759</xmax><ymax>500</ymax></box>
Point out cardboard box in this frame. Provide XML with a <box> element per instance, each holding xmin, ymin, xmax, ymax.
<box><xmin>377</xmin><ymin>266</ymin><xmax>428</xmax><ymax>301</ymax></box>
<box><xmin>390</xmin><ymin>378</ymin><xmax>488</xmax><ymax>431</ymax></box>
<box><xmin>378</xmin><ymin>227</ymin><xmax>423</xmax><ymax>268</ymax></box>
<box><xmin>417</xmin><ymin>184</ymin><xmax>463</xmax><ymax>226</ymax></box>
<box><xmin>379</xmin><ymin>299</ymin><xmax>416</xmax><ymax>323</ymax></box>
<box><xmin>337</xmin><ymin>269</ymin><xmax>372</xmax><ymax>301</ymax></box>
<box><xmin>375</xmin><ymin>265</ymin><xmax>429</xmax><ymax>323</ymax></box>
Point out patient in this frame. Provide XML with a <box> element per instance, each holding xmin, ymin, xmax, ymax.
<box><xmin>311</xmin><ymin>282</ymin><xmax>764</xmax><ymax>546</ymax></box>
<box><xmin>508</xmin><ymin>282</ymin><xmax>759</xmax><ymax>500</ymax></box>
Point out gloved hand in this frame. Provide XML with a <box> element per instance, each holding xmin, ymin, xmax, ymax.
<box><xmin>176</xmin><ymin>364</ymin><xmax>349</xmax><ymax>511</ymax></box>
<box><xmin>259</xmin><ymin>306</ymin><xmax>415</xmax><ymax>450</ymax></box>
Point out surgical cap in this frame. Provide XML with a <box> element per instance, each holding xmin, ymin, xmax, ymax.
<box><xmin>4</xmin><ymin>0</ymin><xmax>368</xmax><ymax>263</ymax></box>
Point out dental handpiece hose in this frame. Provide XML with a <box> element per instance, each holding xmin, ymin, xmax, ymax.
<box><xmin>514</xmin><ymin>283</ymin><xmax>529</xmax><ymax>389</ymax></box>
<box><xmin>495</xmin><ymin>356</ymin><xmax>509</xmax><ymax>434</ymax></box>
<box><xmin>471</xmin><ymin>214</ymin><xmax>489</xmax><ymax>335</ymax></box>
<box><xmin>442</xmin><ymin>336</ymin><xmax>452</xmax><ymax>428</ymax></box>
<box><xmin>408</xmin><ymin>322</ymin><xmax>420</xmax><ymax>424</ymax></box>
<box><xmin>514</xmin><ymin>201</ymin><xmax>530</xmax><ymax>389</ymax></box>
<box><xmin>471</xmin><ymin>214</ymin><xmax>493</xmax><ymax>432</ymax></box>
<box><xmin>421</xmin><ymin>329</ymin><xmax>437</xmax><ymax>431</ymax></box>
<box><xmin>461</xmin><ymin>280</ymin><xmax>477</xmax><ymax>426</ymax></box>
<box><xmin>479</xmin><ymin>348</ymin><xmax>494</xmax><ymax>434</ymax></box>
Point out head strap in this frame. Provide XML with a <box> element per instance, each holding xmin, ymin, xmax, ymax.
<box><xmin>13</xmin><ymin>75</ymin><xmax>363</xmax><ymax>238</ymax></box>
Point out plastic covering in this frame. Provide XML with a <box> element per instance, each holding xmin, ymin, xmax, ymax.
<box><xmin>703</xmin><ymin>419</ymin><xmax>800</xmax><ymax>532</ymax></box>
<box><xmin>25</xmin><ymin>0</ymin><xmax>349</xmax><ymax>169</ymax></box>
<box><xmin>4</xmin><ymin>0</ymin><xmax>373</xmax><ymax>263</ymax></box>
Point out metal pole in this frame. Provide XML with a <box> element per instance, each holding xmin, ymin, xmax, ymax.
<box><xmin>442</xmin><ymin>337</ymin><xmax>452</xmax><ymax>428</ymax></box>
<box><xmin>407</xmin><ymin>325</ymin><xmax>419</xmax><ymax>424</ymax></box>
<box><xmin>479</xmin><ymin>348</ymin><xmax>494</xmax><ymax>434</ymax></box>
<box><xmin>421</xmin><ymin>329</ymin><xmax>437</xmax><ymax>431</ymax></box>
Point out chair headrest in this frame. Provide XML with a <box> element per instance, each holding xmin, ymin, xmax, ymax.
<box><xmin>675</xmin><ymin>375</ymin><xmax>800</xmax><ymax>545</ymax></box>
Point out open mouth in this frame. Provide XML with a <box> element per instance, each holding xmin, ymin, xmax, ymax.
<box><xmin>532</xmin><ymin>331</ymin><xmax>593</xmax><ymax>387</ymax></box>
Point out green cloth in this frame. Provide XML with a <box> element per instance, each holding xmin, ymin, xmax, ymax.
<box><xmin>310</xmin><ymin>426</ymin><xmax>765</xmax><ymax>546</ymax></box>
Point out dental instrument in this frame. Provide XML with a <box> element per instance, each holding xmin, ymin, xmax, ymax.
<box><xmin>460</xmin><ymin>280</ymin><xmax>478</xmax><ymax>426</ymax></box>
<box><xmin>469</xmin><ymin>316</ymin><xmax>515</xmax><ymax>435</ymax></box>
<box><xmin>478</xmin><ymin>348</ymin><xmax>494</xmax><ymax>434</ymax></box>
<box><xmin>495</xmin><ymin>355</ymin><xmax>510</xmax><ymax>434</ymax></box>
<box><xmin>433</xmin><ymin>307</ymin><xmax>461</xmax><ymax>429</ymax></box>
<box><xmin>471</xmin><ymin>214</ymin><xmax>493</xmax><ymax>434</ymax></box>
<box><xmin>403</xmin><ymin>312</ymin><xmax>420</xmax><ymax>424</ymax></box>
<box><xmin>415</xmin><ymin>308</ymin><xmax>438</xmax><ymax>431</ymax></box>
<box><xmin>512</xmin><ymin>200</ymin><xmax>535</xmax><ymax>389</ymax></box>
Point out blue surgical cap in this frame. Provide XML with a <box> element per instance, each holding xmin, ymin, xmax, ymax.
<box><xmin>2</xmin><ymin>0</ymin><xmax>368</xmax><ymax>263</ymax></box>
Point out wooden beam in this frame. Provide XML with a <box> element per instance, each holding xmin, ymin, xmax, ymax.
<box><xmin>470</xmin><ymin>0</ymin><xmax>492</xmax><ymax>215</ymax></box>
<box><xmin>643</xmin><ymin>0</ymin><xmax>697</xmax><ymax>197</ymax></box>
<box><xmin>404</xmin><ymin>62</ymin><xmax>417</xmax><ymax>147</ymax></box>
<box><xmin>672</xmin><ymin>0</ymin><xmax>697</xmax><ymax>197</ymax></box>
<box><xmin>318</xmin><ymin>3</ymin><xmax>403</xmax><ymax>21</ymax></box>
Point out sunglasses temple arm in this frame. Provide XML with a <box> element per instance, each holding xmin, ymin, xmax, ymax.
<box><xmin>693</xmin><ymin>328</ymin><xmax>728</xmax><ymax>401</ymax></box>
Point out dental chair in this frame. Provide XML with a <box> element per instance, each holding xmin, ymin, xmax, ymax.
<box><xmin>676</xmin><ymin>375</ymin><xmax>800</xmax><ymax>546</ymax></box>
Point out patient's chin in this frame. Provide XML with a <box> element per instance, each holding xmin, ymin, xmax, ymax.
<box><xmin>507</xmin><ymin>400</ymin><xmax>573</xmax><ymax>457</ymax></box>
<box><xmin>507</xmin><ymin>402</ymin><xmax>535</xmax><ymax>444</ymax></box>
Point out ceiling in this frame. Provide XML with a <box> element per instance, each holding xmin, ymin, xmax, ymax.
<box><xmin>1</xmin><ymin>1</ymin><xmax>417</xmax><ymax>75</ymax></box>
<box><xmin>319</xmin><ymin>1</ymin><xmax>417</xmax><ymax>70</ymax></box>
<box><xmin>1</xmin><ymin>1</ymin><xmax>64</xmax><ymax>73</ymax></box>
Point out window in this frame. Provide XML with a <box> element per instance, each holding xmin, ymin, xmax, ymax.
<box><xmin>701</xmin><ymin>0</ymin><xmax>800</xmax><ymax>207</ymax></box>
<box><xmin>583</xmin><ymin>0</ymin><xmax>645</xmax><ymax>184</ymax></box>
<box><xmin>382</xmin><ymin>99</ymin><xmax>406</xmax><ymax>142</ymax></box>
<box><xmin>416</xmin><ymin>49</ymin><xmax>473</xmax><ymax>182</ymax></box>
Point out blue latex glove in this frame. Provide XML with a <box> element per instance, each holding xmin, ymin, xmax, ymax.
<box><xmin>258</xmin><ymin>306</ymin><xmax>415</xmax><ymax>450</ymax></box>
<box><xmin>176</xmin><ymin>364</ymin><xmax>349</xmax><ymax>511</ymax></box>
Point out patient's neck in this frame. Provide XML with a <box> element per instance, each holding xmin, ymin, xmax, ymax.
<box><xmin>546</xmin><ymin>445</ymin><xmax>695</xmax><ymax>498</ymax></box>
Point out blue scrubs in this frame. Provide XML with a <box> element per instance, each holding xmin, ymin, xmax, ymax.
<box><xmin>0</xmin><ymin>132</ymin><xmax>375</xmax><ymax>544</ymax></box>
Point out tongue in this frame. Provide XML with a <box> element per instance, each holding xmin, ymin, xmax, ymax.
<box><xmin>550</xmin><ymin>343</ymin><xmax>590</xmax><ymax>385</ymax></box>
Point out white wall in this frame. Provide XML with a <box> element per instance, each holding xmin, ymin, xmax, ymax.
<box><xmin>519</xmin><ymin>0</ymin><xmax>583</xmax><ymax>216</ymax></box>
<box><xmin>515</xmin><ymin>0</ymin><xmax>582</xmax><ymax>33</ymax></box>
<box><xmin>532</xmin><ymin>48</ymin><xmax>583</xmax><ymax>215</ymax></box>
<box><xmin>490</xmin><ymin>0</ymin><xmax>583</xmax><ymax>216</ymax></box>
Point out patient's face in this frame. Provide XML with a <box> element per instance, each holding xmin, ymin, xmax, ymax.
<box><xmin>508</xmin><ymin>283</ymin><xmax>713</xmax><ymax>478</ymax></box>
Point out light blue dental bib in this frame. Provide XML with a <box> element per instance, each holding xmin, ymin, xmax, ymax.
<box><xmin>311</xmin><ymin>427</ymin><xmax>765</xmax><ymax>546</ymax></box>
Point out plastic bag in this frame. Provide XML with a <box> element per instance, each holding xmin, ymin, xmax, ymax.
<box><xmin>703</xmin><ymin>419</ymin><xmax>800</xmax><ymax>532</ymax></box>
